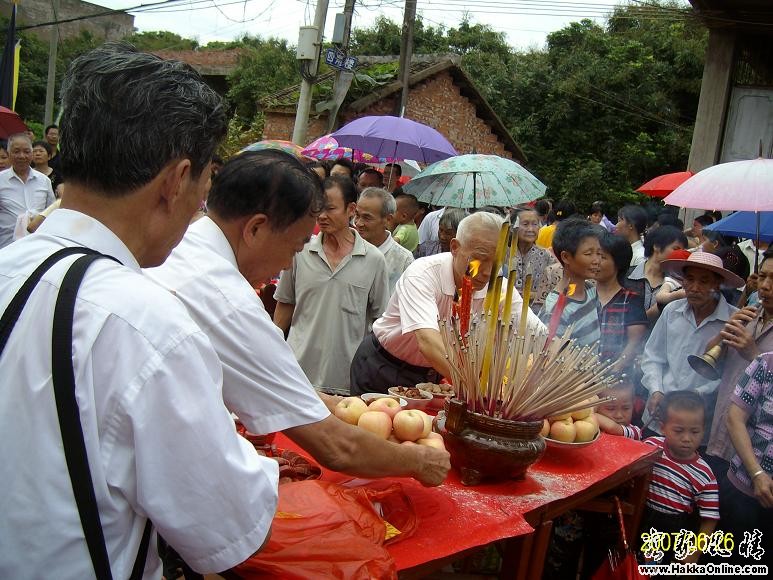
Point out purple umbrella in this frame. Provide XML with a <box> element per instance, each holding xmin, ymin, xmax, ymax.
<box><xmin>331</xmin><ymin>115</ymin><xmax>457</xmax><ymax>164</ymax></box>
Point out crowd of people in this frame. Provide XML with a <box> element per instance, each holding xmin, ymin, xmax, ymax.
<box><xmin>0</xmin><ymin>42</ymin><xmax>770</xmax><ymax>578</ymax></box>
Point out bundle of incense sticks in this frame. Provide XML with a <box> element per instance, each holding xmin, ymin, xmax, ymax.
<box><xmin>439</xmin><ymin>315</ymin><xmax>618</xmax><ymax>420</ymax></box>
<box><xmin>439</xmin><ymin>223</ymin><xmax>616</xmax><ymax>420</ymax></box>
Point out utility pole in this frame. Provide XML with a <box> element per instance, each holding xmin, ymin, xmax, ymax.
<box><xmin>292</xmin><ymin>0</ymin><xmax>329</xmax><ymax>145</ymax></box>
<box><xmin>326</xmin><ymin>0</ymin><xmax>356</xmax><ymax>132</ymax></box>
<box><xmin>44</xmin><ymin>0</ymin><xmax>60</xmax><ymax>126</ymax></box>
<box><xmin>397</xmin><ymin>0</ymin><xmax>416</xmax><ymax>118</ymax></box>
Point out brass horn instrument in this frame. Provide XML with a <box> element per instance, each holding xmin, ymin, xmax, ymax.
<box><xmin>688</xmin><ymin>344</ymin><xmax>725</xmax><ymax>381</ymax></box>
<box><xmin>688</xmin><ymin>307</ymin><xmax>762</xmax><ymax>381</ymax></box>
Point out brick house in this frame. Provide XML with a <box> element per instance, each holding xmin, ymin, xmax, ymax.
<box><xmin>152</xmin><ymin>48</ymin><xmax>243</xmax><ymax>96</ymax></box>
<box><xmin>261</xmin><ymin>55</ymin><xmax>526</xmax><ymax>163</ymax></box>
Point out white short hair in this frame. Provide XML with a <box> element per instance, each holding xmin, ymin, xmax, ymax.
<box><xmin>359</xmin><ymin>187</ymin><xmax>396</xmax><ymax>217</ymax></box>
<box><xmin>455</xmin><ymin>211</ymin><xmax>505</xmax><ymax>245</ymax></box>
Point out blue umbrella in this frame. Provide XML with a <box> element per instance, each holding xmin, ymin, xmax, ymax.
<box><xmin>704</xmin><ymin>211</ymin><xmax>773</xmax><ymax>243</ymax></box>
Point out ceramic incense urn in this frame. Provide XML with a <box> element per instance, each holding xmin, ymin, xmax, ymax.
<box><xmin>435</xmin><ymin>398</ymin><xmax>545</xmax><ymax>486</ymax></box>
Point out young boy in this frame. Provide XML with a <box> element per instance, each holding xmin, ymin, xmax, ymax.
<box><xmin>595</xmin><ymin>380</ymin><xmax>642</xmax><ymax>440</ymax></box>
<box><xmin>538</xmin><ymin>217</ymin><xmax>604</xmax><ymax>347</ymax></box>
<box><xmin>392</xmin><ymin>193</ymin><xmax>420</xmax><ymax>252</ymax></box>
<box><xmin>639</xmin><ymin>391</ymin><xmax>719</xmax><ymax>564</ymax></box>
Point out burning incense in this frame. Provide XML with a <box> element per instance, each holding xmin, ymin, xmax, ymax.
<box><xmin>519</xmin><ymin>266</ymin><xmax>533</xmax><ymax>336</ymax></box>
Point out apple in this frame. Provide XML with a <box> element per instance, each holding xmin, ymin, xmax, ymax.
<box><xmin>540</xmin><ymin>419</ymin><xmax>550</xmax><ymax>437</ymax></box>
<box><xmin>584</xmin><ymin>413</ymin><xmax>599</xmax><ymax>428</ymax></box>
<box><xmin>549</xmin><ymin>419</ymin><xmax>576</xmax><ymax>443</ymax></box>
<box><xmin>421</xmin><ymin>413</ymin><xmax>433</xmax><ymax>439</ymax></box>
<box><xmin>368</xmin><ymin>397</ymin><xmax>402</xmax><ymax>419</ymax></box>
<box><xmin>574</xmin><ymin>419</ymin><xmax>599</xmax><ymax>442</ymax></box>
<box><xmin>334</xmin><ymin>397</ymin><xmax>368</xmax><ymax>425</ymax></box>
<box><xmin>571</xmin><ymin>396</ymin><xmax>599</xmax><ymax>421</ymax></box>
<box><xmin>548</xmin><ymin>412</ymin><xmax>572</xmax><ymax>422</ymax></box>
<box><xmin>417</xmin><ymin>433</ymin><xmax>446</xmax><ymax>450</ymax></box>
<box><xmin>357</xmin><ymin>411</ymin><xmax>392</xmax><ymax>439</ymax></box>
<box><xmin>392</xmin><ymin>410</ymin><xmax>429</xmax><ymax>442</ymax></box>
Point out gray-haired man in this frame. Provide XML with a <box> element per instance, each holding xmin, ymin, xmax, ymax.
<box><xmin>354</xmin><ymin>186</ymin><xmax>414</xmax><ymax>295</ymax></box>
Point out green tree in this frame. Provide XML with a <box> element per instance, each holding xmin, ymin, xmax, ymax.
<box><xmin>226</xmin><ymin>36</ymin><xmax>298</xmax><ymax>125</ymax></box>
<box><xmin>124</xmin><ymin>30</ymin><xmax>199</xmax><ymax>52</ymax></box>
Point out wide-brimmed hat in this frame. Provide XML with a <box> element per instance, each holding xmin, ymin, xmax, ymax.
<box><xmin>661</xmin><ymin>251</ymin><xmax>745</xmax><ymax>289</ymax></box>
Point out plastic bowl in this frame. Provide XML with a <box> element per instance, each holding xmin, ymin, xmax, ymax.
<box><xmin>360</xmin><ymin>393</ymin><xmax>408</xmax><ymax>407</ymax></box>
<box><xmin>544</xmin><ymin>429</ymin><xmax>601</xmax><ymax>449</ymax></box>
<box><xmin>387</xmin><ymin>387</ymin><xmax>433</xmax><ymax>410</ymax></box>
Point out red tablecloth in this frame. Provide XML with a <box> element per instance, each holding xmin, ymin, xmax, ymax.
<box><xmin>275</xmin><ymin>432</ymin><xmax>656</xmax><ymax>571</ymax></box>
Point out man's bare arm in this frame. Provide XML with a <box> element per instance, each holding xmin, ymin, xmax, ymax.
<box><xmin>284</xmin><ymin>415</ymin><xmax>450</xmax><ymax>486</ymax></box>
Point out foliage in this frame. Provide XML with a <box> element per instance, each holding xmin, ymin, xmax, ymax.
<box><xmin>226</xmin><ymin>36</ymin><xmax>298</xmax><ymax>123</ymax></box>
<box><xmin>124</xmin><ymin>30</ymin><xmax>199</xmax><ymax>52</ymax></box>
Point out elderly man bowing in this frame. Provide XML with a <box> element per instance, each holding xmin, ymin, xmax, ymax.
<box><xmin>146</xmin><ymin>150</ymin><xmax>450</xmax><ymax>486</ymax></box>
<box><xmin>350</xmin><ymin>211</ymin><xmax>544</xmax><ymax>395</ymax></box>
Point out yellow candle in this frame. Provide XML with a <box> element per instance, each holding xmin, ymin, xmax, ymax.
<box><xmin>519</xmin><ymin>271</ymin><xmax>532</xmax><ymax>336</ymax></box>
<box><xmin>483</xmin><ymin>222</ymin><xmax>510</xmax><ymax>315</ymax></box>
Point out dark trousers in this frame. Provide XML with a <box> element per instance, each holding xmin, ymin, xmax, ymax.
<box><xmin>719</xmin><ymin>475</ymin><xmax>773</xmax><ymax>566</ymax></box>
<box><xmin>349</xmin><ymin>333</ymin><xmax>437</xmax><ymax>396</ymax></box>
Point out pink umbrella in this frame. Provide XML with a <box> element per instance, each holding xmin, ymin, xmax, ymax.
<box><xmin>302</xmin><ymin>134</ymin><xmax>386</xmax><ymax>163</ymax></box>
<box><xmin>663</xmin><ymin>158</ymin><xmax>773</xmax><ymax>211</ymax></box>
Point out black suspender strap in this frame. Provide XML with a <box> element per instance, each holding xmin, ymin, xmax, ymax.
<box><xmin>0</xmin><ymin>248</ymin><xmax>152</xmax><ymax>580</ymax></box>
<box><xmin>52</xmin><ymin>254</ymin><xmax>116</xmax><ymax>579</ymax></box>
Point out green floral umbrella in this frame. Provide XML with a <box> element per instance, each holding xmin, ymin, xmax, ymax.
<box><xmin>402</xmin><ymin>154</ymin><xmax>546</xmax><ymax>209</ymax></box>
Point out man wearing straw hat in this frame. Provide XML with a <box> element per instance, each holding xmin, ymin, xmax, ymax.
<box><xmin>349</xmin><ymin>211</ymin><xmax>544</xmax><ymax>395</ymax></box>
<box><xmin>640</xmin><ymin>252</ymin><xmax>745</xmax><ymax>439</ymax></box>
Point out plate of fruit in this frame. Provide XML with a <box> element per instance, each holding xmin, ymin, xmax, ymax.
<box><xmin>542</xmin><ymin>406</ymin><xmax>601</xmax><ymax>449</ymax></box>
<box><xmin>333</xmin><ymin>396</ymin><xmax>445</xmax><ymax>449</ymax></box>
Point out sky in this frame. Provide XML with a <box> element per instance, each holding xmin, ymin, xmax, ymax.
<box><xmin>91</xmin><ymin>0</ymin><xmax>690</xmax><ymax>52</ymax></box>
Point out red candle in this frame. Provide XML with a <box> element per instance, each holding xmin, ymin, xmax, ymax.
<box><xmin>545</xmin><ymin>284</ymin><xmax>575</xmax><ymax>344</ymax></box>
<box><xmin>459</xmin><ymin>260</ymin><xmax>478</xmax><ymax>339</ymax></box>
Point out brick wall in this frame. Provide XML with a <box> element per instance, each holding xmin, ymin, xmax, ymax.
<box><xmin>264</xmin><ymin>70</ymin><xmax>513</xmax><ymax>159</ymax></box>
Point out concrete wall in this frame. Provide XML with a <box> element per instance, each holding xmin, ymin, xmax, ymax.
<box><xmin>0</xmin><ymin>0</ymin><xmax>134</xmax><ymax>42</ymax></box>
<box><xmin>263</xmin><ymin>70</ymin><xmax>513</xmax><ymax>159</ymax></box>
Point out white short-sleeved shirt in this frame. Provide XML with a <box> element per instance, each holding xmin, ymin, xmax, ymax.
<box><xmin>418</xmin><ymin>207</ymin><xmax>444</xmax><ymax>245</ymax></box>
<box><xmin>372</xmin><ymin>253</ymin><xmax>544</xmax><ymax>367</ymax></box>
<box><xmin>377</xmin><ymin>232</ymin><xmax>414</xmax><ymax>295</ymax></box>
<box><xmin>274</xmin><ymin>229</ymin><xmax>389</xmax><ymax>389</ymax></box>
<box><xmin>0</xmin><ymin>167</ymin><xmax>56</xmax><ymax>248</ymax></box>
<box><xmin>144</xmin><ymin>216</ymin><xmax>330</xmax><ymax>435</ymax></box>
<box><xmin>0</xmin><ymin>210</ymin><xmax>278</xmax><ymax>578</ymax></box>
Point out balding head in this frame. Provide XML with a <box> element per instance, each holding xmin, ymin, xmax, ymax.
<box><xmin>451</xmin><ymin>212</ymin><xmax>505</xmax><ymax>291</ymax></box>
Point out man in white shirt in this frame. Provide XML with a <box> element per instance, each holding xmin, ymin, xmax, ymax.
<box><xmin>146</xmin><ymin>151</ymin><xmax>449</xmax><ymax>485</ymax></box>
<box><xmin>641</xmin><ymin>252</ymin><xmax>744</xmax><ymax>439</ymax></box>
<box><xmin>0</xmin><ymin>133</ymin><xmax>55</xmax><ymax>248</ymax></box>
<box><xmin>350</xmin><ymin>212</ymin><xmax>544</xmax><ymax>395</ymax></box>
<box><xmin>354</xmin><ymin>186</ymin><xmax>414</xmax><ymax>295</ymax></box>
<box><xmin>417</xmin><ymin>206</ymin><xmax>445</xmax><ymax>246</ymax></box>
<box><xmin>0</xmin><ymin>44</ymin><xmax>277</xmax><ymax>578</ymax></box>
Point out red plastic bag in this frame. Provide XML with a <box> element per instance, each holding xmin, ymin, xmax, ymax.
<box><xmin>229</xmin><ymin>480</ymin><xmax>416</xmax><ymax>580</ymax></box>
<box><xmin>592</xmin><ymin>497</ymin><xmax>648</xmax><ymax>580</ymax></box>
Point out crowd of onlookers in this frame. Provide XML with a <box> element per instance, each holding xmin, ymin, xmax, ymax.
<box><xmin>2</xmin><ymin>100</ymin><xmax>769</xmax><ymax>575</ymax></box>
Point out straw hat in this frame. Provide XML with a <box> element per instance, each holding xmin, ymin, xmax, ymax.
<box><xmin>661</xmin><ymin>251</ymin><xmax>745</xmax><ymax>289</ymax></box>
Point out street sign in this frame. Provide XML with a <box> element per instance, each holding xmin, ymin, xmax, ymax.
<box><xmin>324</xmin><ymin>48</ymin><xmax>357</xmax><ymax>71</ymax></box>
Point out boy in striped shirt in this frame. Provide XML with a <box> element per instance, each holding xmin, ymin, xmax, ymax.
<box><xmin>595</xmin><ymin>380</ymin><xmax>642</xmax><ymax>440</ymax></box>
<box><xmin>640</xmin><ymin>390</ymin><xmax>719</xmax><ymax>564</ymax></box>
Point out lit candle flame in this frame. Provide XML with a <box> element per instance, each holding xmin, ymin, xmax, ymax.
<box><xmin>568</xmin><ymin>283</ymin><xmax>576</xmax><ymax>297</ymax></box>
<box><xmin>468</xmin><ymin>260</ymin><xmax>481</xmax><ymax>277</ymax></box>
